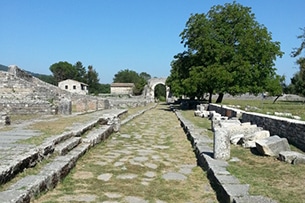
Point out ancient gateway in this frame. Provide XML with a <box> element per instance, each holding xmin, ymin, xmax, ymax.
<box><xmin>144</xmin><ymin>78</ymin><xmax>171</xmax><ymax>102</ymax></box>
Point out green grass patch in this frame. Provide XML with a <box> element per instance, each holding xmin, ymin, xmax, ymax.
<box><xmin>180</xmin><ymin>110</ymin><xmax>213</xmax><ymax>139</ymax></box>
<box><xmin>228</xmin><ymin>145</ymin><xmax>305</xmax><ymax>203</ymax></box>
<box><xmin>222</xmin><ymin>99</ymin><xmax>305</xmax><ymax>120</ymax></box>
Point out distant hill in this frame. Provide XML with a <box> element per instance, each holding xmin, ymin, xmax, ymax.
<box><xmin>0</xmin><ymin>64</ymin><xmax>50</xmax><ymax>77</ymax></box>
<box><xmin>0</xmin><ymin>64</ymin><xmax>8</xmax><ymax>71</ymax></box>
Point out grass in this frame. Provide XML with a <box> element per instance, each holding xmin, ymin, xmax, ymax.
<box><xmin>180</xmin><ymin>107</ymin><xmax>305</xmax><ymax>203</ymax></box>
<box><xmin>180</xmin><ymin>109</ymin><xmax>214</xmax><ymax>139</ymax></box>
<box><xmin>228</xmin><ymin>145</ymin><xmax>305</xmax><ymax>203</ymax></box>
<box><xmin>221</xmin><ymin>99</ymin><xmax>305</xmax><ymax>120</ymax></box>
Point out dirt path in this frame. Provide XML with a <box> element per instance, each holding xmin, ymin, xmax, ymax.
<box><xmin>34</xmin><ymin>105</ymin><xmax>217</xmax><ymax>203</ymax></box>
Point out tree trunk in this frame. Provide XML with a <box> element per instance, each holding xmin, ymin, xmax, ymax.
<box><xmin>208</xmin><ymin>92</ymin><xmax>213</xmax><ymax>103</ymax></box>
<box><xmin>273</xmin><ymin>95</ymin><xmax>281</xmax><ymax>104</ymax></box>
<box><xmin>216</xmin><ymin>93</ymin><xmax>224</xmax><ymax>103</ymax></box>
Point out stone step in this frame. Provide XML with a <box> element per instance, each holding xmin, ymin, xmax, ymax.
<box><xmin>0</xmin><ymin>109</ymin><xmax>128</xmax><ymax>187</ymax></box>
<box><xmin>82</xmin><ymin>125</ymin><xmax>113</xmax><ymax>147</ymax></box>
<box><xmin>0</xmin><ymin>142</ymin><xmax>91</xmax><ymax>203</ymax></box>
<box><xmin>55</xmin><ymin>137</ymin><xmax>82</xmax><ymax>156</ymax></box>
<box><xmin>0</xmin><ymin>105</ymin><xmax>149</xmax><ymax>203</ymax></box>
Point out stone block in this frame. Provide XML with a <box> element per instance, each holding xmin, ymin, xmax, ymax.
<box><xmin>210</xmin><ymin>111</ymin><xmax>221</xmax><ymax>120</ymax></box>
<box><xmin>255</xmin><ymin>135</ymin><xmax>291</xmax><ymax>157</ymax></box>
<box><xmin>213</xmin><ymin>128</ymin><xmax>230</xmax><ymax>160</ymax></box>
<box><xmin>240</xmin><ymin>130</ymin><xmax>270</xmax><ymax>148</ymax></box>
<box><xmin>220</xmin><ymin>119</ymin><xmax>241</xmax><ymax>128</ymax></box>
<box><xmin>279</xmin><ymin>151</ymin><xmax>305</xmax><ymax>165</ymax></box>
<box><xmin>245</xmin><ymin>130</ymin><xmax>270</xmax><ymax>141</ymax></box>
<box><xmin>234</xmin><ymin>195</ymin><xmax>278</xmax><ymax>203</ymax></box>
<box><xmin>222</xmin><ymin>183</ymin><xmax>249</xmax><ymax>202</ymax></box>
<box><xmin>199</xmin><ymin>110</ymin><xmax>210</xmax><ymax>118</ymax></box>
<box><xmin>226</xmin><ymin>124</ymin><xmax>262</xmax><ymax>138</ymax></box>
<box><xmin>230</xmin><ymin>134</ymin><xmax>244</xmax><ymax>145</ymax></box>
<box><xmin>194</xmin><ymin>110</ymin><xmax>201</xmax><ymax>117</ymax></box>
<box><xmin>58</xmin><ymin>98</ymin><xmax>72</xmax><ymax>115</ymax></box>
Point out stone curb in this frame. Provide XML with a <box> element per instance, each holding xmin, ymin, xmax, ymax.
<box><xmin>174</xmin><ymin>110</ymin><xmax>278</xmax><ymax>203</ymax></box>
<box><xmin>120</xmin><ymin>103</ymin><xmax>158</xmax><ymax>125</ymax></box>
<box><xmin>0</xmin><ymin>105</ymin><xmax>156</xmax><ymax>203</ymax></box>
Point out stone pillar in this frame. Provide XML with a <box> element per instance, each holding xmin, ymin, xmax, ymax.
<box><xmin>107</xmin><ymin>116</ymin><xmax>120</xmax><ymax>132</ymax></box>
<box><xmin>58</xmin><ymin>98</ymin><xmax>72</xmax><ymax>115</ymax></box>
<box><xmin>0</xmin><ymin>112</ymin><xmax>10</xmax><ymax>125</ymax></box>
<box><xmin>213</xmin><ymin>127</ymin><xmax>230</xmax><ymax>160</ymax></box>
<box><xmin>112</xmin><ymin>117</ymin><xmax>121</xmax><ymax>132</ymax></box>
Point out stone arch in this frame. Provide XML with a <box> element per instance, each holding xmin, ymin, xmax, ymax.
<box><xmin>144</xmin><ymin>78</ymin><xmax>171</xmax><ymax>102</ymax></box>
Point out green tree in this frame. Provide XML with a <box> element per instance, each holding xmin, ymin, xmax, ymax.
<box><xmin>98</xmin><ymin>84</ymin><xmax>111</xmax><ymax>93</ymax></box>
<box><xmin>154</xmin><ymin>84</ymin><xmax>166</xmax><ymax>101</ymax></box>
<box><xmin>139</xmin><ymin>72</ymin><xmax>151</xmax><ymax>81</ymax></box>
<box><xmin>168</xmin><ymin>2</ymin><xmax>283</xmax><ymax>103</ymax></box>
<box><xmin>166</xmin><ymin>51</ymin><xmax>195</xmax><ymax>98</ymax></box>
<box><xmin>37</xmin><ymin>74</ymin><xmax>57</xmax><ymax>85</ymax></box>
<box><xmin>49</xmin><ymin>61</ymin><xmax>76</xmax><ymax>84</ymax></box>
<box><xmin>86</xmin><ymin>65</ymin><xmax>100</xmax><ymax>95</ymax></box>
<box><xmin>113</xmin><ymin>69</ymin><xmax>148</xmax><ymax>95</ymax></box>
<box><xmin>290</xmin><ymin>27</ymin><xmax>305</xmax><ymax>96</ymax></box>
<box><xmin>73</xmin><ymin>61</ymin><xmax>87</xmax><ymax>83</ymax></box>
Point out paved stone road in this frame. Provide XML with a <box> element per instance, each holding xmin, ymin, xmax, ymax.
<box><xmin>35</xmin><ymin>105</ymin><xmax>218</xmax><ymax>203</ymax></box>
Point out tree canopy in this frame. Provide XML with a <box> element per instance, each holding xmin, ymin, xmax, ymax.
<box><xmin>166</xmin><ymin>2</ymin><xmax>283</xmax><ymax>103</ymax></box>
<box><xmin>49</xmin><ymin>61</ymin><xmax>103</xmax><ymax>95</ymax></box>
<box><xmin>113</xmin><ymin>69</ymin><xmax>151</xmax><ymax>95</ymax></box>
<box><xmin>289</xmin><ymin>27</ymin><xmax>305</xmax><ymax>96</ymax></box>
<box><xmin>49</xmin><ymin>61</ymin><xmax>76</xmax><ymax>84</ymax></box>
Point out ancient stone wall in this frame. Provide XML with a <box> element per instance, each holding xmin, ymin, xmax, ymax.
<box><xmin>107</xmin><ymin>97</ymin><xmax>151</xmax><ymax>109</ymax></box>
<box><xmin>209</xmin><ymin>103</ymin><xmax>305</xmax><ymax>152</ymax></box>
<box><xmin>0</xmin><ymin>65</ymin><xmax>153</xmax><ymax>117</ymax></box>
<box><xmin>208</xmin><ymin>104</ymin><xmax>244</xmax><ymax>119</ymax></box>
<box><xmin>241</xmin><ymin>112</ymin><xmax>305</xmax><ymax>152</ymax></box>
<box><xmin>0</xmin><ymin>66</ymin><xmax>110</xmax><ymax>115</ymax></box>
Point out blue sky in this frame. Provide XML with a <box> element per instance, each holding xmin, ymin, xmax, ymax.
<box><xmin>1</xmin><ymin>1</ymin><xmax>304</xmax><ymax>84</ymax></box>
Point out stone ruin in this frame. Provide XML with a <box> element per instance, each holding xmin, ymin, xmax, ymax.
<box><xmin>0</xmin><ymin>112</ymin><xmax>10</xmax><ymax>125</ymax></box>
<box><xmin>194</xmin><ymin>104</ymin><xmax>305</xmax><ymax>165</ymax></box>
<box><xmin>0</xmin><ymin>65</ymin><xmax>153</xmax><ymax>125</ymax></box>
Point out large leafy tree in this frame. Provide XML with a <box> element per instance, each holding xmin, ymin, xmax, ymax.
<box><xmin>167</xmin><ymin>2</ymin><xmax>283</xmax><ymax>103</ymax></box>
<box><xmin>166</xmin><ymin>51</ymin><xmax>195</xmax><ymax>98</ymax></box>
<box><xmin>49</xmin><ymin>61</ymin><xmax>76</xmax><ymax>84</ymax></box>
<box><xmin>290</xmin><ymin>27</ymin><xmax>305</xmax><ymax>96</ymax></box>
<box><xmin>113</xmin><ymin>69</ymin><xmax>150</xmax><ymax>95</ymax></box>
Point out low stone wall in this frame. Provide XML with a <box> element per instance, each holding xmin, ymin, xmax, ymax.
<box><xmin>209</xmin><ymin>103</ymin><xmax>305</xmax><ymax>152</ymax></box>
<box><xmin>242</xmin><ymin>112</ymin><xmax>305</xmax><ymax>152</ymax></box>
<box><xmin>208</xmin><ymin>103</ymin><xmax>244</xmax><ymax>119</ymax></box>
<box><xmin>0</xmin><ymin>100</ymin><xmax>56</xmax><ymax>115</ymax></box>
<box><xmin>107</xmin><ymin>98</ymin><xmax>152</xmax><ymax>109</ymax></box>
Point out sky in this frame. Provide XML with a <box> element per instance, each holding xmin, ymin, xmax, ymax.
<box><xmin>1</xmin><ymin>1</ymin><xmax>304</xmax><ymax>84</ymax></box>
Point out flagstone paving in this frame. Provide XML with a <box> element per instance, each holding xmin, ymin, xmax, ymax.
<box><xmin>34</xmin><ymin>105</ymin><xmax>218</xmax><ymax>203</ymax></box>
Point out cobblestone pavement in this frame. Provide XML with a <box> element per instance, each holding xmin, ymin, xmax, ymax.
<box><xmin>35</xmin><ymin>105</ymin><xmax>218</xmax><ymax>203</ymax></box>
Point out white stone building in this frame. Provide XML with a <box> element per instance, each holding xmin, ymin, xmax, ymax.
<box><xmin>110</xmin><ymin>83</ymin><xmax>134</xmax><ymax>95</ymax></box>
<box><xmin>58</xmin><ymin>79</ymin><xmax>88</xmax><ymax>95</ymax></box>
